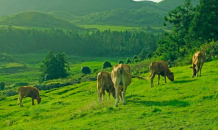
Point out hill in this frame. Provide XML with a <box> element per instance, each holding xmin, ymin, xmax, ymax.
<box><xmin>0</xmin><ymin>11</ymin><xmax>82</xmax><ymax>29</ymax></box>
<box><xmin>157</xmin><ymin>0</ymin><xmax>200</xmax><ymax>11</ymax></box>
<box><xmin>74</xmin><ymin>8</ymin><xmax>164</xmax><ymax>27</ymax></box>
<box><xmin>0</xmin><ymin>58</ymin><xmax>218</xmax><ymax>129</ymax></box>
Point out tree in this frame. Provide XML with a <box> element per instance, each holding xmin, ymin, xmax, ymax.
<box><xmin>56</xmin><ymin>52</ymin><xmax>70</xmax><ymax>78</ymax></box>
<box><xmin>163</xmin><ymin>0</ymin><xmax>195</xmax><ymax>54</ymax></box>
<box><xmin>39</xmin><ymin>51</ymin><xmax>69</xmax><ymax>83</ymax></box>
<box><xmin>187</xmin><ymin>0</ymin><xmax>218</xmax><ymax>44</ymax></box>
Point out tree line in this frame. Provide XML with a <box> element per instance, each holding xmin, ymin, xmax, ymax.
<box><xmin>155</xmin><ymin>0</ymin><xmax>218</xmax><ymax>62</ymax></box>
<box><xmin>0</xmin><ymin>27</ymin><xmax>158</xmax><ymax>57</ymax></box>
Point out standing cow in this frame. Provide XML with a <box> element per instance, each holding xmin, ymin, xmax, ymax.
<box><xmin>97</xmin><ymin>71</ymin><xmax>115</xmax><ymax>102</ymax></box>
<box><xmin>149</xmin><ymin>60</ymin><xmax>174</xmax><ymax>87</ymax></box>
<box><xmin>111</xmin><ymin>64</ymin><xmax>132</xmax><ymax>107</ymax></box>
<box><xmin>17</xmin><ymin>86</ymin><xmax>42</xmax><ymax>107</ymax></box>
<box><xmin>190</xmin><ymin>51</ymin><xmax>206</xmax><ymax>78</ymax></box>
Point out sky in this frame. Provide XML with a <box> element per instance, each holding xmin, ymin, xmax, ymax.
<box><xmin>133</xmin><ymin>0</ymin><xmax>163</xmax><ymax>3</ymax></box>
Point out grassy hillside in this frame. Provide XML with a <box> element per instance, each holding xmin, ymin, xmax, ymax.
<box><xmin>1</xmin><ymin>58</ymin><xmax>218</xmax><ymax>129</ymax></box>
<box><xmin>74</xmin><ymin>8</ymin><xmax>164</xmax><ymax>27</ymax></box>
<box><xmin>0</xmin><ymin>11</ymin><xmax>82</xmax><ymax>29</ymax></box>
<box><xmin>0</xmin><ymin>0</ymin><xmax>158</xmax><ymax>17</ymax></box>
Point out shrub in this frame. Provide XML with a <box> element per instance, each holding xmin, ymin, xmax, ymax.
<box><xmin>118</xmin><ymin>60</ymin><xmax>124</xmax><ymax>64</ymax></box>
<box><xmin>81</xmin><ymin>66</ymin><xmax>91</xmax><ymax>74</ymax></box>
<box><xmin>0</xmin><ymin>82</ymin><xmax>5</xmax><ymax>91</ymax></box>
<box><xmin>103</xmin><ymin>61</ymin><xmax>112</xmax><ymax>69</ymax></box>
<box><xmin>126</xmin><ymin>58</ymin><xmax>131</xmax><ymax>64</ymax></box>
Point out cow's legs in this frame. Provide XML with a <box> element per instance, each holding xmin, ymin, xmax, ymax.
<box><xmin>108</xmin><ymin>91</ymin><xmax>110</xmax><ymax>100</ymax></box>
<box><xmin>102</xmin><ymin>90</ymin><xmax>105</xmax><ymax>101</ymax></box>
<box><xmin>19</xmin><ymin>97</ymin><xmax>23</xmax><ymax>107</ymax></box>
<box><xmin>199</xmin><ymin>63</ymin><xmax>203</xmax><ymax>77</ymax></box>
<box><xmin>164</xmin><ymin>74</ymin><xmax>167</xmax><ymax>83</ymax></box>
<box><xmin>192</xmin><ymin>65</ymin><xmax>196</xmax><ymax>78</ymax></box>
<box><xmin>150</xmin><ymin>74</ymin><xmax>155</xmax><ymax>87</ymax></box>
<box><xmin>32</xmin><ymin>98</ymin><xmax>35</xmax><ymax>105</ymax></box>
<box><xmin>119</xmin><ymin>90</ymin><xmax>122</xmax><ymax>101</ymax></box>
<box><xmin>196</xmin><ymin>66</ymin><xmax>199</xmax><ymax>77</ymax></box>
<box><xmin>158</xmin><ymin>74</ymin><xmax>160</xmax><ymax>85</ymax></box>
<box><xmin>122</xmin><ymin>86</ymin><xmax>127</xmax><ymax>105</ymax></box>
<box><xmin>115</xmin><ymin>83</ymin><xmax>119</xmax><ymax>107</ymax></box>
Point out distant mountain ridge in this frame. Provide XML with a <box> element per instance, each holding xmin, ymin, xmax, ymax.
<box><xmin>0</xmin><ymin>0</ymin><xmax>200</xmax><ymax>28</ymax></box>
<box><xmin>0</xmin><ymin>11</ymin><xmax>82</xmax><ymax>29</ymax></box>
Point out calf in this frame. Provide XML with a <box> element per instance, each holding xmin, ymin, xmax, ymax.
<box><xmin>17</xmin><ymin>86</ymin><xmax>42</xmax><ymax>107</ymax></box>
<box><xmin>97</xmin><ymin>71</ymin><xmax>115</xmax><ymax>102</ymax></box>
<box><xmin>190</xmin><ymin>51</ymin><xmax>206</xmax><ymax>78</ymax></box>
<box><xmin>149</xmin><ymin>60</ymin><xmax>174</xmax><ymax>87</ymax></box>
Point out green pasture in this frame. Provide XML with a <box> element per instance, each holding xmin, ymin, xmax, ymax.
<box><xmin>0</xmin><ymin>53</ymin><xmax>129</xmax><ymax>86</ymax></box>
<box><xmin>77</xmin><ymin>24</ymin><xmax>142</xmax><ymax>32</ymax></box>
<box><xmin>0</xmin><ymin>57</ymin><xmax>218</xmax><ymax>129</ymax></box>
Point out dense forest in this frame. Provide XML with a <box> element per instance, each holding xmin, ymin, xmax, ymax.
<box><xmin>155</xmin><ymin>0</ymin><xmax>218</xmax><ymax>63</ymax></box>
<box><xmin>0</xmin><ymin>27</ymin><xmax>158</xmax><ymax>57</ymax></box>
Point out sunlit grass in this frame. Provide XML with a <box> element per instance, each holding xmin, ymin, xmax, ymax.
<box><xmin>1</xmin><ymin>59</ymin><xmax>218</xmax><ymax>129</ymax></box>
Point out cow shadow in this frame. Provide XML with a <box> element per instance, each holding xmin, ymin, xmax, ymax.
<box><xmin>173</xmin><ymin>79</ymin><xmax>196</xmax><ymax>84</ymax></box>
<box><xmin>128</xmin><ymin>99</ymin><xmax>189</xmax><ymax>107</ymax></box>
<box><xmin>127</xmin><ymin>95</ymin><xmax>189</xmax><ymax>107</ymax></box>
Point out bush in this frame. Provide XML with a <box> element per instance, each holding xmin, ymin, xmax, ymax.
<box><xmin>0</xmin><ymin>82</ymin><xmax>5</xmax><ymax>91</ymax></box>
<box><xmin>81</xmin><ymin>66</ymin><xmax>91</xmax><ymax>74</ymax></box>
<box><xmin>103</xmin><ymin>61</ymin><xmax>112</xmax><ymax>69</ymax></box>
<box><xmin>118</xmin><ymin>60</ymin><xmax>124</xmax><ymax>64</ymax></box>
<box><xmin>126</xmin><ymin>58</ymin><xmax>131</xmax><ymax>64</ymax></box>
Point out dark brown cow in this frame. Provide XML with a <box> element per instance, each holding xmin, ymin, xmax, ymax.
<box><xmin>17</xmin><ymin>86</ymin><xmax>42</xmax><ymax>107</ymax></box>
<box><xmin>97</xmin><ymin>71</ymin><xmax>115</xmax><ymax>102</ymax></box>
<box><xmin>190</xmin><ymin>51</ymin><xmax>206</xmax><ymax>78</ymax></box>
<box><xmin>149</xmin><ymin>60</ymin><xmax>174</xmax><ymax>87</ymax></box>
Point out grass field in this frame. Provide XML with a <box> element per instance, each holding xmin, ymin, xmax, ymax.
<box><xmin>0</xmin><ymin>57</ymin><xmax>218</xmax><ymax>129</ymax></box>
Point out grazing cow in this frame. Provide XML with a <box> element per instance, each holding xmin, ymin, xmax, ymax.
<box><xmin>190</xmin><ymin>51</ymin><xmax>206</xmax><ymax>78</ymax></box>
<box><xmin>97</xmin><ymin>71</ymin><xmax>115</xmax><ymax>102</ymax></box>
<box><xmin>111</xmin><ymin>64</ymin><xmax>144</xmax><ymax>107</ymax></box>
<box><xmin>149</xmin><ymin>60</ymin><xmax>174</xmax><ymax>87</ymax></box>
<box><xmin>17</xmin><ymin>86</ymin><xmax>42</xmax><ymax>107</ymax></box>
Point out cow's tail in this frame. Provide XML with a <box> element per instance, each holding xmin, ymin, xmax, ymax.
<box><xmin>131</xmin><ymin>75</ymin><xmax>148</xmax><ymax>80</ymax></box>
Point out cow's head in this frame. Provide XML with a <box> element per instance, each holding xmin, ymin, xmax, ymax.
<box><xmin>167</xmin><ymin>72</ymin><xmax>174</xmax><ymax>82</ymax></box>
<box><xmin>37</xmin><ymin>97</ymin><xmax>42</xmax><ymax>104</ymax></box>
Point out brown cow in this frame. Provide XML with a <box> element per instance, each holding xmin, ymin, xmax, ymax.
<box><xmin>17</xmin><ymin>86</ymin><xmax>42</xmax><ymax>107</ymax></box>
<box><xmin>97</xmin><ymin>71</ymin><xmax>115</xmax><ymax>102</ymax></box>
<box><xmin>111</xmin><ymin>64</ymin><xmax>144</xmax><ymax>107</ymax></box>
<box><xmin>149</xmin><ymin>60</ymin><xmax>174</xmax><ymax>87</ymax></box>
<box><xmin>190</xmin><ymin>51</ymin><xmax>206</xmax><ymax>78</ymax></box>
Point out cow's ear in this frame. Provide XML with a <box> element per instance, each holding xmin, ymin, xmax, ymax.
<box><xmin>190</xmin><ymin>66</ymin><xmax>193</xmax><ymax>69</ymax></box>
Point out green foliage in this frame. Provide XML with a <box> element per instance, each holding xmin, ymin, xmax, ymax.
<box><xmin>155</xmin><ymin>0</ymin><xmax>217</xmax><ymax>64</ymax></box>
<box><xmin>126</xmin><ymin>58</ymin><xmax>131</xmax><ymax>64</ymax></box>
<box><xmin>102</xmin><ymin>61</ymin><xmax>112</xmax><ymax>69</ymax></box>
<box><xmin>39</xmin><ymin>51</ymin><xmax>69</xmax><ymax>83</ymax></box>
<box><xmin>187</xmin><ymin>0</ymin><xmax>218</xmax><ymax>44</ymax></box>
<box><xmin>0</xmin><ymin>53</ymin><xmax>14</xmax><ymax>62</ymax></box>
<box><xmin>118</xmin><ymin>60</ymin><xmax>124</xmax><ymax>64</ymax></box>
<box><xmin>138</xmin><ymin>49</ymin><xmax>148</xmax><ymax>61</ymax></box>
<box><xmin>0</xmin><ymin>27</ymin><xmax>158</xmax><ymax>57</ymax></box>
<box><xmin>0</xmin><ymin>82</ymin><xmax>5</xmax><ymax>91</ymax></box>
<box><xmin>81</xmin><ymin>66</ymin><xmax>91</xmax><ymax>74</ymax></box>
<box><xmin>200</xmin><ymin>41</ymin><xmax>218</xmax><ymax>61</ymax></box>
